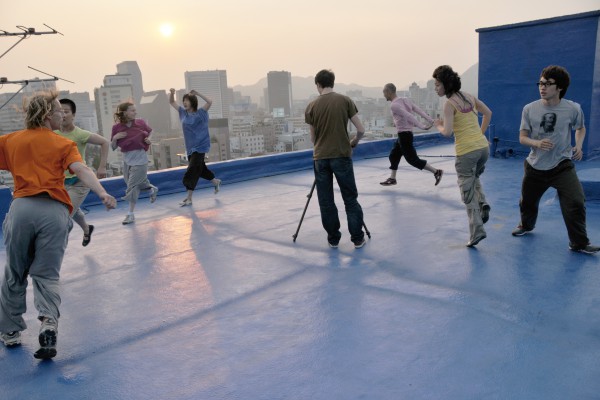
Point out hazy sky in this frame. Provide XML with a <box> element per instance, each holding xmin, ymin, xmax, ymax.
<box><xmin>1</xmin><ymin>0</ymin><xmax>598</xmax><ymax>95</ymax></box>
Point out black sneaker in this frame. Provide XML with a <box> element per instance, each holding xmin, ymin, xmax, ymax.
<box><xmin>82</xmin><ymin>224</ymin><xmax>94</xmax><ymax>247</ymax></box>
<box><xmin>434</xmin><ymin>169</ymin><xmax>443</xmax><ymax>186</ymax></box>
<box><xmin>481</xmin><ymin>205</ymin><xmax>491</xmax><ymax>224</ymax></box>
<box><xmin>569</xmin><ymin>244</ymin><xmax>600</xmax><ymax>254</ymax></box>
<box><xmin>380</xmin><ymin>178</ymin><xmax>397</xmax><ymax>186</ymax></box>
<box><xmin>354</xmin><ymin>238</ymin><xmax>366</xmax><ymax>249</ymax></box>
<box><xmin>328</xmin><ymin>241</ymin><xmax>339</xmax><ymax>249</ymax></box>
<box><xmin>511</xmin><ymin>226</ymin><xmax>532</xmax><ymax>236</ymax></box>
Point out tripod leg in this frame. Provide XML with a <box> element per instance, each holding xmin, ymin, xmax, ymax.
<box><xmin>292</xmin><ymin>180</ymin><xmax>317</xmax><ymax>242</ymax></box>
<box><xmin>363</xmin><ymin>221</ymin><xmax>371</xmax><ymax>239</ymax></box>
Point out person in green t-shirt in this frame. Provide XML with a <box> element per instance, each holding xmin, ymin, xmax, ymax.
<box><xmin>55</xmin><ymin>99</ymin><xmax>110</xmax><ymax>246</ymax></box>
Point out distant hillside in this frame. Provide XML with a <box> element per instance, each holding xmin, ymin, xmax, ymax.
<box><xmin>233</xmin><ymin>64</ymin><xmax>478</xmax><ymax>102</ymax></box>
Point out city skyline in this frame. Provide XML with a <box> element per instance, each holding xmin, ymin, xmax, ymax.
<box><xmin>1</xmin><ymin>1</ymin><xmax>597</xmax><ymax>95</ymax></box>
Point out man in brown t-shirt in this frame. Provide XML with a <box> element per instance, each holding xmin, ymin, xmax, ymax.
<box><xmin>305</xmin><ymin>69</ymin><xmax>367</xmax><ymax>248</ymax></box>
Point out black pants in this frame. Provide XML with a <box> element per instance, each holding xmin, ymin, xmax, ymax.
<box><xmin>519</xmin><ymin>159</ymin><xmax>589</xmax><ymax>247</ymax></box>
<box><xmin>388</xmin><ymin>131</ymin><xmax>427</xmax><ymax>171</ymax></box>
<box><xmin>183</xmin><ymin>152</ymin><xmax>215</xmax><ymax>191</ymax></box>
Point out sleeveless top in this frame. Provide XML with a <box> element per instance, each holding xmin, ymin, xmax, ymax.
<box><xmin>449</xmin><ymin>95</ymin><xmax>489</xmax><ymax>156</ymax></box>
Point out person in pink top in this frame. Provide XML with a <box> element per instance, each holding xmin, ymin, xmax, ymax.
<box><xmin>111</xmin><ymin>102</ymin><xmax>158</xmax><ymax>225</ymax></box>
<box><xmin>380</xmin><ymin>83</ymin><xmax>443</xmax><ymax>186</ymax></box>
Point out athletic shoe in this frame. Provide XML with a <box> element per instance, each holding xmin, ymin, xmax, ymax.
<box><xmin>179</xmin><ymin>198</ymin><xmax>193</xmax><ymax>207</ymax></box>
<box><xmin>122</xmin><ymin>214</ymin><xmax>135</xmax><ymax>225</ymax></box>
<box><xmin>354</xmin><ymin>238</ymin><xmax>366</xmax><ymax>249</ymax></box>
<box><xmin>213</xmin><ymin>179</ymin><xmax>221</xmax><ymax>194</ymax></box>
<box><xmin>380</xmin><ymin>178</ymin><xmax>397</xmax><ymax>186</ymax></box>
<box><xmin>150</xmin><ymin>187</ymin><xmax>158</xmax><ymax>203</ymax></box>
<box><xmin>481</xmin><ymin>205</ymin><xmax>491</xmax><ymax>224</ymax></box>
<box><xmin>328</xmin><ymin>241</ymin><xmax>339</xmax><ymax>249</ymax></box>
<box><xmin>0</xmin><ymin>331</ymin><xmax>21</xmax><ymax>347</ymax></box>
<box><xmin>511</xmin><ymin>225</ymin><xmax>532</xmax><ymax>236</ymax></box>
<box><xmin>434</xmin><ymin>169</ymin><xmax>443</xmax><ymax>186</ymax></box>
<box><xmin>34</xmin><ymin>317</ymin><xmax>57</xmax><ymax>360</ymax></box>
<box><xmin>466</xmin><ymin>234</ymin><xmax>487</xmax><ymax>247</ymax></box>
<box><xmin>82</xmin><ymin>225</ymin><xmax>94</xmax><ymax>247</ymax></box>
<box><xmin>569</xmin><ymin>244</ymin><xmax>600</xmax><ymax>254</ymax></box>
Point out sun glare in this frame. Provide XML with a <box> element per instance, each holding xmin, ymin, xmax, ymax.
<box><xmin>160</xmin><ymin>23</ymin><xmax>174</xmax><ymax>37</ymax></box>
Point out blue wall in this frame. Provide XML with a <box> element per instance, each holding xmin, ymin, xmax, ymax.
<box><xmin>0</xmin><ymin>134</ymin><xmax>452</xmax><ymax>224</ymax></box>
<box><xmin>477</xmin><ymin>11</ymin><xmax>600</xmax><ymax>158</ymax></box>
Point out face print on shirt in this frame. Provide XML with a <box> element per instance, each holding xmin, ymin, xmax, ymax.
<box><xmin>538</xmin><ymin>112</ymin><xmax>557</xmax><ymax>137</ymax></box>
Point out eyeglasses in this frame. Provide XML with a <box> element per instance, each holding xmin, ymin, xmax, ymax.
<box><xmin>537</xmin><ymin>81</ymin><xmax>557</xmax><ymax>88</ymax></box>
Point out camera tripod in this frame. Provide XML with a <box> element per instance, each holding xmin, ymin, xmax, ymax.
<box><xmin>292</xmin><ymin>180</ymin><xmax>371</xmax><ymax>242</ymax></box>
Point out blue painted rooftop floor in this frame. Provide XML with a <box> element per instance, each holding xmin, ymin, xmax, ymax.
<box><xmin>0</xmin><ymin>143</ymin><xmax>599</xmax><ymax>400</ymax></box>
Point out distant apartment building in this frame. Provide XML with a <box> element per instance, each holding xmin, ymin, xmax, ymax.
<box><xmin>0</xmin><ymin>80</ymin><xmax>57</xmax><ymax>135</ymax></box>
<box><xmin>138</xmin><ymin>90</ymin><xmax>177</xmax><ymax>143</ymax></box>
<box><xmin>117</xmin><ymin>61</ymin><xmax>144</xmax><ymax>104</ymax></box>
<box><xmin>208</xmin><ymin>118</ymin><xmax>231</xmax><ymax>162</ymax></box>
<box><xmin>267</xmin><ymin>71</ymin><xmax>293</xmax><ymax>117</ymax></box>
<box><xmin>152</xmin><ymin>137</ymin><xmax>187</xmax><ymax>170</ymax></box>
<box><xmin>184</xmin><ymin>70</ymin><xmax>231</xmax><ymax>119</ymax></box>
<box><xmin>94</xmin><ymin>75</ymin><xmax>134</xmax><ymax>167</ymax></box>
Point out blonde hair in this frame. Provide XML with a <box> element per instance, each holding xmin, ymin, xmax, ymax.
<box><xmin>23</xmin><ymin>91</ymin><xmax>59</xmax><ymax>129</ymax></box>
<box><xmin>114</xmin><ymin>101</ymin><xmax>134</xmax><ymax>124</ymax></box>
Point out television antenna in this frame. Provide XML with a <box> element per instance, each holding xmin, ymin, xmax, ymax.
<box><xmin>0</xmin><ymin>24</ymin><xmax>63</xmax><ymax>60</ymax></box>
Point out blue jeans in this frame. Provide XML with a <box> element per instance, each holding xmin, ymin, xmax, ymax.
<box><xmin>313</xmin><ymin>157</ymin><xmax>364</xmax><ymax>244</ymax></box>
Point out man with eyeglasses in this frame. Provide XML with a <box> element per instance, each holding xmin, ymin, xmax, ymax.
<box><xmin>511</xmin><ymin>65</ymin><xmax>599</xmax><ymax>254</ymax></box>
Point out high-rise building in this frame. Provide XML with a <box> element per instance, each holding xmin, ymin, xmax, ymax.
<box><xmin>184</xmin><ymin>70</ymin><xmax>231</xmax><ymax>119</ymax></box>
<box><xmin>138</xmin><ymin>90</ymin><xmax>176</xmax><ymax>143</ymax></box>
<box><xmin>94</xmin><ymin>77</ymin><xmax>134</xmax><ymax>167</ymax></box>
<box><xmin>117</xmin><ymin>61</ymin><xmax>144</xmax><ymax>104</ymax></box>
<box><xmin>267</xmin><ymin>71</ymin><xmax>293</xmax><ymax>117</ymax></box>
<box><xmin>208</xmin><ymin>118</ymin><xmax>231</xmax><ymax>162</ymax></box>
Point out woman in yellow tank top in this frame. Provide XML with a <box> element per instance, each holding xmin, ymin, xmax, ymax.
<box><xmin>432</xmin><ymin>65</ymin><xmax>493</xmax><ymax>247</ymax></box>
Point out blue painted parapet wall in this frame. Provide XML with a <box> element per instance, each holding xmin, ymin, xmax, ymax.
<box><xmin>477</xmin><ymin>11</ymin><xmax>600</xmax><ymax>160</ymax></box>
<box><xmin>0</xmin><ymin>134</ymin><xmax>451</xmax><ymax>223</ymax></box>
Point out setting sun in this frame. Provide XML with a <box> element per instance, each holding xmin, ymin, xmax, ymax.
<box><xmin>159</xmin><ymin>23</ymin><xmax>174</xmax><ymax>37</ymax></box>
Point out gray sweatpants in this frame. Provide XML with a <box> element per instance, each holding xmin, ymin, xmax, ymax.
<box><xmin>122</xmin><ymin>163</ymin><xmax>156</xmax><ymax>205</ymax></box>
<box><xmin>0</xmin><ymin>197</ymin><xmax>72</xmax><ymax>333</ymax></box>
<box><xmin>455</xmin><ymin>147</ymin><xmax>489</xmax><ymax>242</ymax></box>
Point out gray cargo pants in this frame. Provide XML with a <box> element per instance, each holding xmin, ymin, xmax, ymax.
<box><xmin>0</xmin><ymin>197</ymin><xmax>72</xmax><ymax>333</ymax></box>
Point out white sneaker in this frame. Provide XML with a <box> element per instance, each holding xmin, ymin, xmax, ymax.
<box><xmin>213</xmin><ymin>179</ymin><xmax>221</xmax><ymax>194</ymax></box>
<box><xmin>150</xmin><ymin>187</ymin><xmax>158</xmax><ymax>203</ymax></box>
<box><xmin>0</xmin><ymin>331</ymin><xmax>21</xmax><ymax>347</ymax></box>
<box><xmin>122</xmin><ymin>214</ymin><xmax>135</xmax><ymax>225</ymax></box>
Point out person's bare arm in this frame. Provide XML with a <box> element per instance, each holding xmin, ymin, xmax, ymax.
<box><xmin>474</xmin><ymin>96</ymin><xmax>492</xmax><ymax>136</ymax></box>
<box><xmin>69</xmin><ymin>162</ymin><xmax>116</xmax><ymax>209</ymax></box>
<box><xmin>169</xmin><ymin>88</ymin><xmax>179</xmax><ymax>111</ymax></box>
<box><xmin>87</xmin><ymin>133</ymin><xmax>109</xmax><ymax>178</ymax></box>
<box><xmin>573</xmin><ymin>127</ymin><xmax>586</xmax><ymax>161</ymax></box>
<box><xmin>190</xmin><ymin>90</ymin><xmax>213</xmax><ymax>111</ymax></box>
<box><xmin>349</xmin><ymin>114</ymin><xmax>365</xmax><ymax>147</ymax></box>
<box><xmin>309</xmin><ymin>125</ymin><xmax>315</xmax><ymax>144</ymax></box>
<box><xmin>434</xmin><ymin>101</ymin><xmax>455</xmax><ymax>137</ymax></box>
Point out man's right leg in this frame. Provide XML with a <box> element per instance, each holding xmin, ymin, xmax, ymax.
<box><xmin>332</xmin><ymin>157</ymin><xmax>365</xmax><ymax>245</ymax></box>
<box><xmin>517</xmin><ymin>160</ymin><xmax>550</xmax><ymax>234</ymax></box>
<box><xmin>381</xmin><ymin>139</ymin><xmax>402</xmax><ymax>185</ymax></box>
<box><xmin>314</xmin><ymin>159</ymin><xmax>341</xmax><ymax>246</ymax></box>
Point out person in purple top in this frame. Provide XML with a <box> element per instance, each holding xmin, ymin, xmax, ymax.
<box><xmin>169</xmin><ymin>89</ymin><xmax>221</xmax><ymax>207</ymax></box>
<box><xmin>111</xmin><ymin>102</ymin><xmax>158</xmax><ymax>224</ymax></box>
<box><xmin>380</xmin><ymin>83</ymin><xmax>443</xmax><ymax>186</ymax></box>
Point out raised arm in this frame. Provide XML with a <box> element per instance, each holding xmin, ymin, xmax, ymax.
<box><xmin>169</xmin><ymin>88</ymin><xmax>179</xmax><ymax>111</ymax></box>
<box><xmin>190</xmin><ymin>90</ymin><xmax>213</xmax><ymax>111</ymax></box>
